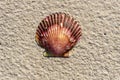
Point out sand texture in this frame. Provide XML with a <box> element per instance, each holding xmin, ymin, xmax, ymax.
<box><xmin>0</xmin><ymin>0</ymin><xmax>120</xmax><ymax>80</ymax></box>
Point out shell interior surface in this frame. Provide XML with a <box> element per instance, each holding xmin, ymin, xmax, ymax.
<box><xmin>35</xmin><ymin>12</ymin><xmax>82</xmax><ymax>57</ymax></box>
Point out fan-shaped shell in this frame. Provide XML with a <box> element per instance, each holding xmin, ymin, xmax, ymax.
<box><xmin>35</xmin><ymin>12</ymin><xmax>82</xmax><ymax>57</ymax></box>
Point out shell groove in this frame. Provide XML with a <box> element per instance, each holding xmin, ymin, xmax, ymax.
<box><xmin>35</xmin><ymin>12</ymin><xmax>82</xmax><ymax>57</ymax></box>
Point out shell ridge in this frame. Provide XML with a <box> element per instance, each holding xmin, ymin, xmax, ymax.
<box><xmin>71</xmin><ymin>23</ymin><xmax>78</xmax><ymax>36</ymax></box>
<box><xmin>71</xmin><ymin>24</ymin><xmax>79</xmax><ymax>37</ymax></box>
<box><xmin>46</xmin><ymin>16</ymin><xmax>51</xmax><ymax>27</ymax></box>
<box><xmin>36</xmin><ymin>29</ymin><xmax>42</xmax><ymax>38</ymax></box>
<box><xmin>66</xmin><ymin>16</ymin><xmax>73</xmax><ymax>34</ymax></box>
<box><xmin>44</xmin><ymin>19</ymin><xmax>49</xmax><ymax>29</ymax></box>
<box><xmin>69</xmin><ymin>18</ymin><xmax>75</xmax><ymax>32</ymax></box>
<box><xmin>55</xmin><ymin>13</ymin><xmax>57</xmax><ymax>24</ymax></box>
<box><xmin>73</xmin><ymin>26</ymin><xmax>81</xmax><ymax>38</ymax></box>
<box><xmin>63</xmin><ymin>13</ymin><xmax>66</xmax><ymax>28</ymax></box>
<box><xmin>64</xmin><ymin>14</ymin><xmax>69</xmax><ymax>34</ymax></box>
<box><xmin>76</xmin><ymin>30</ymin><xmax>82</xmax><ymax>40</ymax></box>
<box><xmin>50</xmin><ymin>14</ymin><xmax>54</xmax><ymax>26</ymax></box>
<box><xmin>57</xmin><ymin>13</ymin><xmax>60</xmax><ymax>25</ymax></box>
<box><xmin>38</xmin><ymin>23</ymin><xmax>44</xmax><ymax>33</ymax></box>
<box><xmin>49</xmin><ymin>15</ymin><xmax>52</xmax><ymax>27</ymax></box>
<box><xmin>40</xmin><ymin>22</ymin><xmax>47</xmax><ymax>32</ymax></box>
<box><xmin>41</xmin><ymin>21</ymin><xmax>48</xmax><ymax>40</ymax></box>
<box><xmin>47</xmin><ymin>28</ymin><xmax>51</xmax><ymax>42</ymax></box>
<box><xmin>38</xmin><ymin>24</ymin><xmax>47</xmax><ymax>40</ymax></box>
<box><xmin>53</xmin><ymin>13</ymin><xmax>56</xmax><ymax>25</ymax></box>
<box><xmin>59</xmin><ymin>13</ymin><xmax>62</xmax><ymax>25</ymax></box>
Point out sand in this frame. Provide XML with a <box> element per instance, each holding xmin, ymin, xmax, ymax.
<box><xmin>0</xmin><ymin>0</ymin><xmax>120</xmax><ymax>80</ymax></box>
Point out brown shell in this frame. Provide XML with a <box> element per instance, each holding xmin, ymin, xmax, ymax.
<box><xmin>35</xmin><ymin>12</ymin><xmax>82</xmax><ymax>57</ymax></box>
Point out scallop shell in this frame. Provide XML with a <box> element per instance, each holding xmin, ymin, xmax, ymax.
<box><xmin>35</xmin><ymin>12</ymin><xmax>82</xmax><ymax>57</ymax></box>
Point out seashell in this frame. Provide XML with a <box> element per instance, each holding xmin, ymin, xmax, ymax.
<box><xmin>35</xmin><ymin>12</ymin><xmax>82</xmax><ymax>57</ymax></box>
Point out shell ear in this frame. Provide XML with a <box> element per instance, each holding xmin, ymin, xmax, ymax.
<box><xmin>35</xmin><ymin>33</ymin><xmax>44</xmax><ymax>47</ymax></box>
<box><xmin>63</xmin><ymin>52</ymin><xmax>70</xmax><ymax>58</ymax></box>
<box><xmin>44</xmin><ymin>52</ymin><xmax>70</xmax><ymax>58</ymax></box>
<box><xmin>63</xmin><ymin>50</ymin><xmax>73</xmax><ymax>58</ymax></box>
<box><xmin>43</xmin><ymin>51</ymin><xmax>53</xmax><ymax>57</ymax></box>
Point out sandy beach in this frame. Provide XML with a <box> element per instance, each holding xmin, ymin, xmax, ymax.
<box><xmin>0</xmin><ymin>0</ymin><xmax>120</xmax><ymax>80</ymax></box>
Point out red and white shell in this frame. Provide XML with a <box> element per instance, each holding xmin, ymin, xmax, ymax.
<box><xmin>35</xmin><ymin>12</ymin><xmax>82</xmax><ymax>57</ymax></box>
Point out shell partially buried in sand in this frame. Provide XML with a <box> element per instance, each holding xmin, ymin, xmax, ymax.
<box><xmin>35</xmin><ymin>12</ymin><xmax>82</xmax><ymax>57</ymax></box>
